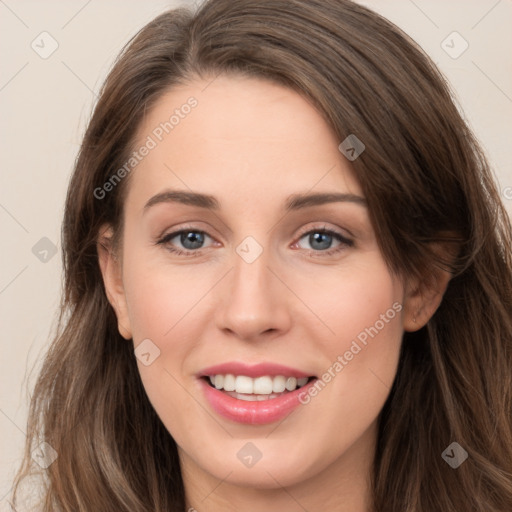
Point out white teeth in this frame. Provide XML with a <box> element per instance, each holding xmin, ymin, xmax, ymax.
<box><xmin>253</xmin><ymin>376</ymin><xmax>273</xmax><ymax>394</ymax></box>
<box><xmin>235</xmin><ymin>375</ymin><xmax>253</xmax><ymax>394</ymax></box>
<box><xmin>272</xmin><ymin>375</ymin><xmax>286</xmax><ymax>393</ymax></box>
<box><xmin>223</xmin><ymin>374</ymin><xmax>236</xmax><ymax>392</ymax></box>
<box><xmin>226</xmin><ymin>391</ymin><xmax>284</xmax><ymax>401</ymax></box>
<box><xmin>214</xmin><ymin>375</ymin><xmax>224</xmax><ymax>389</ymax></box>
<box><xmin>206</xmin><ymin>374</ymin><xmax>311</xmax><ymax>394</ymax></box>
<box><xmin>297</xmin><ymin>377</ymin><xmax>308</xmax><ymax>387</ymax></box>
<box><xmin>285</xmin><ymin>377</ymin><xmax>297</xmax><ymax>391</ymax></box>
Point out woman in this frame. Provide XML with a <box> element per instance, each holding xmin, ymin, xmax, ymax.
<box><xmin>11</xmin><ymin>0</ymin><xmax>512</xmax><ymax>510</ymax></box>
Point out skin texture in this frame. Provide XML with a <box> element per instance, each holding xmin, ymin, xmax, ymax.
<box><xmin>98</xmin><ymin>75</ymin><xmax>451</xmax><ymax>511</ymax></box>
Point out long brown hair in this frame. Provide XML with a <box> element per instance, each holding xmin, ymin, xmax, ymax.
<box><xmin>11</xmin><ymin>0</ymin><xmax>512</xmax><ymax>510</ymax></box>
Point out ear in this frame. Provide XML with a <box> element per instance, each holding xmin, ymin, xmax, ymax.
<box><xmin>402</xmin><ymin>243</ymin><xmax>457</xmax><ymax>332</ymax></box>
<box><xmin>97</xmin><ymin>224</ymin><xmax>133</xmax><ymax>340</ymax></box>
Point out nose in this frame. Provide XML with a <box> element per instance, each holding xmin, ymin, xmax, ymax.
<box><xmin>214</xmin><ymin>244</ymin><xmax>292</xmax><ymax>341</ymax></box>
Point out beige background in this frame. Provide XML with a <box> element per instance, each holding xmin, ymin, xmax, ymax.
<box><xmin>1</xmin><ymin>0</ymin><xmax>511</xmax><ymax>506</ymax></box>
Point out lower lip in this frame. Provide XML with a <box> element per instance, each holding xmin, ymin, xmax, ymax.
<box><xmin>199</xmin><ymin>377</ymin><xmax>317</xmax><ymax>425</ymax></box>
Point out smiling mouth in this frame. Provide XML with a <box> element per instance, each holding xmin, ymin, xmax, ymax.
<box><xmin>202</xmin><ymin>374</ymin><xmax>316</xmax><ymax>401</ymax></box>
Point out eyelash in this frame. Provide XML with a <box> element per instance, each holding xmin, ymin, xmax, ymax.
<box><xmin>155</xmin><ymin>225</ymin><xmax>354</xmax><ymax>258</ymax></box>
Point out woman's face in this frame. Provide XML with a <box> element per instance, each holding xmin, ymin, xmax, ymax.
<box><xmin>106</xmin><ymin>75</ymin><xmax>408</xmax><ymax>491</ymax></box>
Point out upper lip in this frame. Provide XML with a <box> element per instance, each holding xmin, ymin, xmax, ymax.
<box><xmin>198</xmin><ymin>362</ymin><xmax>315</xmax><ymax>379</ymax></box>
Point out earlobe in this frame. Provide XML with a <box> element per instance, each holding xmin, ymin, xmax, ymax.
<box><xmin>97</xmin><ymin>224</ymin><xmax>133</xmax><ymax>340</ymax></box>
<box><xmin>402</xmin><ymin>265</ymin><xmax>454</xmax><ymax>332</ymax></box>
<box><xmin>402</xmin><ymin>239</ymin><xmax>459</xmax><ymax>332</ymax></box>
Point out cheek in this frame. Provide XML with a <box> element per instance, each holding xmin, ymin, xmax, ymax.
<box><xmin>122</xmin><ymin>249</ymin><xmax>208</xmax><ymax>341</ymax></box>
<box><xmin>294</xmin><ymin>254</ymin><xmax>403</xmax><ymax>418</ymax></box>
<box><xmin>121</xmin><ymin>251</ymin><xmax>206</xmax><ymax>434</ymax></box>
<box><xmin>294</xmin><ymin>252</ymin><xmax>402</xmax><ymax>350</ymax></box>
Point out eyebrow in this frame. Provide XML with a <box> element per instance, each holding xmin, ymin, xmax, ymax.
<box><xmin>143</xmin><ymin>190</ymin><xmax>367</xmax><ymax>213</ymax></box>
<box><xmin>286</xmin><ymin>192</ymin><xmax>366</xmax><ymax>210</ymax></box>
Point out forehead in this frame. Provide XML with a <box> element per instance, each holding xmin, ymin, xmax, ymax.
<box><xmin>127</xmin><ymin>75</ymin><xmax>362</xmax><ymax>209</ymax></box>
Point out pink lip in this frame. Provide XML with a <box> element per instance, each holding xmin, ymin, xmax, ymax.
<box><xmin>198</xmin><ymin>361</ymin><xmax>314</xmax><ymax>379</ymax></box>
<box><xmin>199</xmin><ymin>377</ymin><xmax>317</xmax><ymax>425</ymax></box>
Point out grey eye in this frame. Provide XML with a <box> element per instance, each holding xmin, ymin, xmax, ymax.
<box><xmin>298</xmin><ymin>231</ymin><xmax>341</xmax><ymax>251</ymax></box>
<box><xmin>178</xmin><ymin>231</ymin><xmax>205</xmax><ymax>250</ymax></box>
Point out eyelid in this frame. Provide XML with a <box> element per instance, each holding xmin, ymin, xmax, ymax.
<box><xmin>156</xmin><ymin>225</ymin><xmax>214</xmax><ymax>246</ymax></box>
<box><xmin>294</xmin><ymin>222</ymin><xmax>353</xmax><ymax>242</ymax></box>
<box><xmin>155</xmin><ymin>222</ymin><xmax>354</xmax><ymax>256</ymax></box>
<box><xmin>293</xmin><ymin>224</ymin><xmax>354</xmax><ymax>251</ymax></box>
